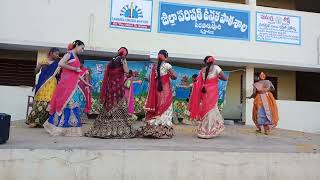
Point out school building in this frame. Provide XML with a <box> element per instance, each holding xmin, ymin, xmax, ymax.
<box><xmin>0</xmin><ymin>0</ymin><xmax>319</xmax><ymax>133</ymax></box>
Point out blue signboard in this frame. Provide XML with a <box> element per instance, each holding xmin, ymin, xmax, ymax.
<box><xmin>158</xmin><ymin>2</ymin><xmax>250</xmax><ymax>40</ymax></box>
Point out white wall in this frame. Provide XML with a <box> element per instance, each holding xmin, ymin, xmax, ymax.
<box><xmin>1</xmin><ymin>0</ymin><xmax>320</xmax><ymax>69</ymax></box>
<box><xmin>0</xmin><ymin>86</ymin><xmax>33</xmax><ymax>121</ymax></box>
<box><xmin>0</xmin><ymin>149</ymin><xmax>320</xmax><ymax>180</ymax></box>
<box><xmin>245</xmin><ymin>99</ymin><xmax>320</xmax><ymax>133</ymax></box>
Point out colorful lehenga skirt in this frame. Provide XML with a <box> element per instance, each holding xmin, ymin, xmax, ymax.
<box><xmin>26</xmin><ymin>101</ymin><xmax>50</xmax><ymax>127</ymax></box>
<box><xmin>85</xmin><ymin>98</ymin><xmax>136</xmax><ymax>139</ymax></box>
<box><xmin>142</xmin><ymin>104</ymin><xmax>174</xmax><ymax>139</ymax></box>
<box><xmin>197</xmin><ymin>106</ymin><xmax>225</xmax><ymax>139</ymax></box>
<box><xmin>142</xmin><ymin>64</ymin><xmax>175</xmax><ymax>139</ymax></box>
<box><xmin>189</xmin><ymin>70</ymin><xmax>224</xmax><ymax>139</ymax></box>
<box><xmin>26</xmin><ymin>78</ymin><xmax>57</xmax><ymax>127</ymax></box>
<box><xmin>43</xmin><ymin>87</ymin><xmax>83</xmax><ymax>136</ymax></box>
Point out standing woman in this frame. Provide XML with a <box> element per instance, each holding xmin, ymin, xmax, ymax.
<box><xmin>189</xmin><ymin>56</ymin><xmax>228</xmax><ymax>139</ymax></box>
<box><xmin>85</xmin><ymin>47</ymin><xmax>136</xmax><ymax>139</ymax></box>
<box><xmin>143</xmin><ymin>50</ymin><xmax>177</xmax><ymax>139</ymax></box>
<box><xmin>124</xmin><ymin>70</ymin><xmax>135</xmax><ymax>117</ymax></box>
<box><xmin>183</xmin><ymin>74</ymin><xmax>198</xmax><ymax>125</ymax></box>
<box><xmin>26</xmin><ymin>48</ymin><xmax>60</xmax><ymax>128</ymax></box>
<box><xmin>43</xmin><ymin>40</ymin><xmax>85</xmax><ymax>136</ymax></box>
<box><xmin>78</xmin><ymin>63</ymin><xmax>93</xmax><ymax>115</ymax></box>
<box><xmin>250</xmin><ymin>72</ymin><xmax>279</xmax><ymax>135</ymax></box>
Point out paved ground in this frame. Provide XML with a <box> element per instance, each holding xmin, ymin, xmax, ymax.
<box><xmin>1</xmin><ymin>120</ymin><xmax>319</xmax><ymax>153</ymax></box>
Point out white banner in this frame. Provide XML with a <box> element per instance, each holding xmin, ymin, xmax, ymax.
<box><xmin>110</xmin><ymin>0</ymin><xmax>153</xmax><ymax>31</ymax></box>
<box><xmin>256</xmin><ymin>12</ymin><xmax>301</xmax><ymax>45</ymax></box>
<box><xmin>149</xmin><ymin>51</ymin><xmax>158</xmax><ymax>59</ymax></box>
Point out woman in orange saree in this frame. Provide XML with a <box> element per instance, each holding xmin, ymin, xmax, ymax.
<box><xmin>189</xmin><ymin>56</ymin><xmax>228</xmax><ymax>139</ymax></box>
<box><xmin>250</xmin><ymin>72</ymin><xmax>279</xmax><ymax>135</ymax></box>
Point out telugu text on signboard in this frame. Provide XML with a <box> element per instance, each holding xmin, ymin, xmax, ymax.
<box><xmin>158</xmin><ymin>2</ymin><xmax>250</xmax><ymax>41</ymax></box>
<box><xmin>256</xmin><ymin>12</ymin><xmax>301</xmax><ymax>45</ymax></box>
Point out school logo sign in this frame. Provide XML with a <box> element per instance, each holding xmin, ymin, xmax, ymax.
<box><xmin>110</xmin><ymin>0</ymin><xmax>153</xmax><ymax>31</ymax></box>
<box><xmin>120</xmin><ymin>2</ymin><xmax>143</xmax><ymax>19</ymax></box>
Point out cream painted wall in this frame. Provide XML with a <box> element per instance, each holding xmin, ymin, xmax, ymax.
<box><xmin>256</xmin><ymin>69</ymin><xmax>296</xmax><ymax>100</ymax></box>
<box><xmin>0</xmin><ymin>0</ymin><xmax>320</xmax><ymax>69</ymax></box>
<box><xmin>222</xmin><ymin>71</ymin><xmax>243</xmax><ymax>119</ymax></box>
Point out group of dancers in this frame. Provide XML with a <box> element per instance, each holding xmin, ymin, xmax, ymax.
<box><xmin>26</xmin><ymin>39</ymin><xmax>279</xmax><ymax>139</ymax></box>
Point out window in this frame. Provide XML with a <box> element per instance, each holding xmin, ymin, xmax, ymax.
<box><xmin>257</xmin><ymin>0</ymin><xmax>320</xmax><ymax>13</ymax></box>
<box><xmin>296</xmin><ymin>72</ymin><xmax>320</xmax><ymax>102</ymax></box>
<box><xmin>208</xmin><ymin>0</ymin><xmax>246</xmax><ymax>4</ymax></box>
<box><xmin>0</xmin><ymin>59</ymin><xmax>36</xmax><ymax>87</ymax></box>
<box><xmin>295</xmin><ymin>0</ymin><xmax>320</xmax><ymax>13</ymax></box>
<box><xmin>257</xmin><ymin>0</ymin><xmax>296</xmax><ymax>10</ymax></box>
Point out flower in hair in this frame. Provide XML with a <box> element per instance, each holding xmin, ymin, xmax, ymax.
<box><xmin>207</xmin><ymin>56</ymin><xmax>215</xmax><ymax>63</ymax></box>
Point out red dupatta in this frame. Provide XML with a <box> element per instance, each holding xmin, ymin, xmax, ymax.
<box><xmin>79</xmin><ymin>67</ymin><xmax>92</xmax><ymax>113</ymax></box>
<box><xmin>188</xmin><ymin>69</ymin><xmax>219</xmax><ymax>120</ymax></box>
<box><xmin>49</xmin><ymin>57</ymin><xmax>80</xmax><ymax>115</ymax></box>
<box><xmin>100</xmin><ymin>63</ymin><xmax>125</xmax><ymax>111</ymax></box>
<box><xmin>144</xmin><ymin>64</ymin><xmax>173</xmax><ymax>120</ymax></box>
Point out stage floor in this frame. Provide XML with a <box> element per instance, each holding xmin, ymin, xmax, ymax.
<box><xmin>1</xmin><ymin>120</ymin><xmax>319</xmax><ymax>153</ymax></box>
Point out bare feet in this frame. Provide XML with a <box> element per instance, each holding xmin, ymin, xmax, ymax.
<box><xmin>29</xmin><ymin>123</ymin><xmax>37</xmax><ymax>128</ymax></box>
<box><xmin>256</xmin><ymin>129</ymin><xmax>261</xmax><ymax>133</ymax></box>
<box><xmin>264</xmin><ymin>130</ymin><xmax>271</xmax><ymax>135</ymax></box>
<box><xmin>256</xmin><ymin>126</ymin><xmax>262</xmax><ymax>133</ymax></box>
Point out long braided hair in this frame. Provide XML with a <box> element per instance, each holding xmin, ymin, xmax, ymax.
<box><xmin>202</xmin><ymin>56</ymin><xmax>214</xmax><ymax>93</ymax></box>
<box><xmin>157</xmin><ymin>50</ymin><xmax>168</xmax><ymax>92</ymax></box>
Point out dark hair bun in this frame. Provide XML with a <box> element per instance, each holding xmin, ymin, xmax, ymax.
<box><xmin>158</xmin><ymin>50</ymin><xmax>168</xmax><ymax>58</ymax></box>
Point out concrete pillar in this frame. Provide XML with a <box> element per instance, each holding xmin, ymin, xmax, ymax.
<box><xmin>242</xmin><ymin>66</ymin><xmax>254</xmax><ymax>124</ymax></box>
<box><xmin>246</xmin><ymin>0</ymin><xmax>256</xmax><ymax>43</ymax></box>
<box><xmin>245</xmin><ymin>66</ymin><xmax>254</xmax><ymax>99</ymax></box>
<box><xmin>246</xmin><ymin>0</ymin><xmax>256</xmax><ymax>6</ymax></box>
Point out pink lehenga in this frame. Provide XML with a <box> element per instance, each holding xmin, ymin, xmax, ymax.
<box><xmin>43</xmin><ymin>52</ymin><xmax>83</xmax><ymax>136</ymax></box>
<box><xmin>124</xmin><ymin>77</ymin><xmax>135</xmax><ymax>116</ymax></box>
<box><xmin>189</xmin><ymin>67</ymin><xmax>225</xmax><ymax>139</ymax></box>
